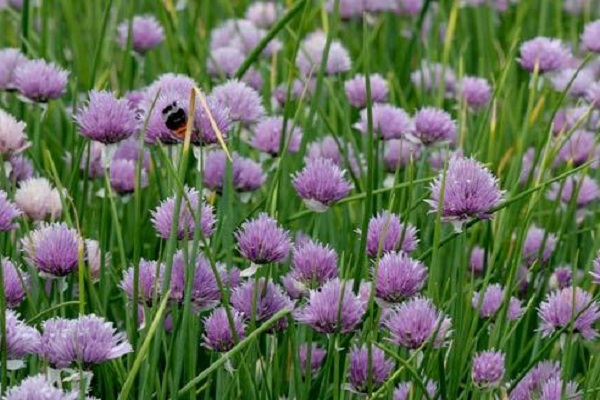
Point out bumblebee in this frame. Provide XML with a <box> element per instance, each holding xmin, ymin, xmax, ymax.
<box><xmin>162</xmin><ymin>100</ymin><xmax>188</xmax><ymax>140</ymax></box>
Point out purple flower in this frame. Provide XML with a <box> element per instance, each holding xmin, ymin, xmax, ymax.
<box><xmin>326</xmin><ymin>0</ymin><xmax>364</xmax><ymax>19</ymax></box>
<box><xmin>410</xmin><ymin>61</ymin><xmax>457</xmax><ymax>96</ymax></box>
<box><xmin>549</xmin><ymin>68</ymin><xmax>595</xmax><ymax>98</ymax></box>
<box><xmin>354</xmin><ymin>104</ymin><xmax>413</xmax><ymax>140</ymax></box>
<box><xmin>428</xmin><ymin>157</ymin><xmax>503</xmax><ymax>227</ymax></box>
<box><xmin>385</xmin><ymin>297</ymin><xmax>452</xmax><ymax>349</ymax></box>
<box><xmin>119</xmin><ymin>259</ymin><xmax>164</xmax><ymax>306</ymax></box>
<box><xmin>21</xmin><ymin>223</ymin><xmax>81</xmax><ymax>278</ymax></box>
<box><xmin>510</xmin><ymin>361</ymin><xmax>561</xmax><ymax>400</ymax></box>
<box><xmin>142</xmin><ymin>91</ymin><xmax>187</xmax><ymax>145</ymax></box>
<box><xmin>307</xmin><ymin>135</ymin><xmax>362</xmax><ymax>177</ymax></box>
<box><xmin>298</xmin><ymin>343</ymin><xmax>327</xmax><ymax>374</ymax></box>
<box><xmin>15</xmin><ymin>177</ymin><xmax>62</xmax><ymax>221</ymax></box>
<box><xmin>519</xmin><ymin>148</ymin><xmax>538</xmax><ymax>185</ymax></box>
<box><xmin>293</xmin><ymin>157</ymin><xmax>352</xmax><ymax>212</ymax></box>
<box><xmin>547</xmin><ymin>174</ymin><xmax>600</xmax><ymax>208</ymax></box>
<box><xmin>374</xmin><ymin>251</ymin><xmax>427</xmax><ymax>303</ymax></box>
<box><xmin>348</xmin><ymin>344</ymin><xmax>394</xmax><ymax>393</ymax></box>
<box><xmin>211</xmin><ymin>79</ymin><xmax>265</xmax><ymax>125</ymax></box>
<box><xmin>393</xmin><ymin>0</ymin><xmax>425</xmax><ymax>16</ymax></box>
<box><xmin>472</xmin><ymin>350</ymin><xmax>505</xmax><ymax>388</ymax></box>
<box><xmin>384</xmin><ymin>139</ymin><xmax>421</xmax><ymax>172</ymax></box>
<box><xmin>508</xmin><ymin>297</ymin><xmax>524</xmax><ymax>321</ymax></box>
<box><xmin>114</xmin><ymin>137</ymin><xmax>152</xmax><ymax>171</ymax></box>
<box><xmin>80</xmin><ymin>141</ymin><xmax>105</xmax><ymax>179</ymax></box>
<box><xmin>191</xmin><ymin>95</ymin><xmax>231</xmax><ymax>146</ymax></box>
<box><xmin>0</xmin><ymin>107</ymin><xmax>29</xmax><ymax>155</ymax></box>
<box><xmin>207</xmin><ymin>46</ymin><xmax>245</xmax><ymax>77</ymax></box>
<box><xmin>367</xmin><ymin>211</ymin><xmax>419</xmax><ymax>257</ymax></box>
<box><xmin>556</xmin><ymin>130</ymin><xmax>597</xmax><ymax>166</ymax></box>
<box><xmin>550</xmin><ymin>266</ymin><xmax>573</xmax><ymax>290</ymax></box>
<box><xmin>231</xmin><ymin>278</ymin><xmax>293</xmax><ymax>330</ymax></box>
<box><xmin>8</xmin><ymin>154</ymin><xmax>34</xmax><ymax>184</ymax></box>
<box><xmin>117</xmin><ymin>14</ymin><xmax>165</xmax><ymax>54</ymax></box>
<box><xmin>469</xmin><ymin>246</ymin><xmax>485</xmax><ymax>275</ymax></box>
<box><xmin>3</xmin><ymin>310</ymin><xmax>40</xmax><ymax>365</ymax></box>
<box><xmin>2</xmin><ymin>258</ymin><xmax>28</xmax><ymax>308</ymax></box>
<box><xmin>344</xmin><ymin>74</ymin><xmax>389</xmax><ymax>108</ymax></box>
<box><xmin>413</xmin><ymin>107</ymin><xmax>457</xmax><ymax>145</ymax></box>
<box><xmin>143</xmin><ymin>73</ymin><xmax>196</xmax><ymax>106</ymax></box>
<box><xmin>295</xmin><ymin>278</ymin><xmax>366</xmax><ymax>333</ymax></box>
<box><xmin>581</xmin><ymin>20</ymin><xmax>600</xmax><ymax>53</ymax></box>
<box><xmin>459</xmin><ymin>76</ymin><xmax>492</xmax><ymax>110</ymax></box>
<box><xmin>539</xmin><ymin>377</ymin><xmax>581</xmax><ymax>400</ymax></box>
<box><xmin>283</xmin><ymin>239</ymin><xmax>338</xmax><ymax>298</ymax></box>
<box><xmin>109</xmin><ymin>158</ymin><xmax>149</xmax><ymax>194</ymax></box>
<box><xmin>590</xmin><ymin>252</ymin><xmax>600</xmax><ymax>284</ymax></box>
<box><xmin>235</xmin><ymin>213</ymin><xmax>291</xmax><ymax>265</ymax></box>
<box><xmin>151</xmin><ymin>187</ymin><xmax>215</xmax><ymax>241</ymax></box>
<box><xmin>0</xmin><ymin>48</ymin><xmax>27</xmax><ymax>91</ymax></box>
<box><xmin>472</xmin><ymin>284</ymin><xmax>523</xmax><ymax>321</ymax></box>
<box><xmin>169</xmin><ymin>250</ymin><xmax>234</xmax><ymax>312</ymax></box>
<box><xmin>40</xmin><ymin>314</ymin><xmax>132</xmax><ymax>368</ymax></box>
<box><xmin>85</xmin><ymin>239</ymin><xmax>108</xmax><ymax>282</ymax></box>
<box><xmin>203</xmin><ymin>150</ymin><xmax>265</xmax><ymax>193</ymax></box>
<box><xmin>585</xmin><ymin>82</ymin><xmax>600</xmax><ymax>108</ymax></box>
<box><xmin>4</xmin><ymin>374</ymin><xmax>75</xmax><ymax>399</ymax></box>
<box><xmin>522</xmin><ymin>225</ymin><xmax>557</xmax><ymax>265</ymax></box>
<box><xmin>296</xmin><ymin>31</ymin><xmax>351</xmax><ymax>76</ymax></box>
<box><xmin>518</xmin><ymin>37</ymin><xmax>571</xmax><ymax>73</ymax></box>
<box><xmin>538</xmin><ymin>286</ymin><xmax>600</xmax><ymax>339</ymax></box>
<box><xmin>203</xmin><ymin>307</ymin><xmax>245</xmax><ymax>352</ymax></box>
<box><xmin>251</xmin><ymin>116</ymin><xmax>303</xmax><ymax>156</ymax></box>
<box><xmin>245</xmin><ymin>2</ymin><xmax>278</xmax><ymax>28</ymax></box>
<box><xmin>0</xmin><ymin>190</ymin><xmax>20</xmax><ymax>231</ymax></box>
<box><xmin>210</xmin><ymin>19</ymin><xmax>280</xmax><ymax>57</ymax></box>
<box><xmin>13</xmin><ymin>59</ymin><xmax>69</xmax><ymax>102</ymax></box>
<box><xmin>76</xmin><ymin>90</ymin><xmax>137</xmax><ymax>144</ymax></box>
<box><xmin>393</xmin><ymin>380</ymin><xmax>438</xmax><ymax>400</ymax></box>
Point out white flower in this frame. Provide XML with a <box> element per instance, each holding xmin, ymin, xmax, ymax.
<box><xmin>15</xmin><ymin>178</ymin><xmax>62</xmax><ymax>221</ymax></box>
<box><xmin>0</xmin><ymin>108</ymin><xmax>29</xmax><ymax>155</ymax></box>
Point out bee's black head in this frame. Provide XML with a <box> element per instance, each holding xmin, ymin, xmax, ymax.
<box><xmin>161</xmin><ymin>101</ymin><xmax>179</xmax><ymax>116</ymax></box>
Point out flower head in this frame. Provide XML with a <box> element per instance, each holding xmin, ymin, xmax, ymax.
<box><xmin>210</xmin><ymin>19</ymin><xmax>280</xmax><ymax>57</ymax></box>
<box><xmin>109</xmin><ymin>158</ymin><xmax>149</xmax><ymax>194</ymax></box>
<box><xmin>191</xmin><ymin>95</ymin><xmax>231</xmax><ymax>146</ymax></box>
<box><xmin>211</xmin><ymin>79</ymin><xmax>265</xmax><ymax>125</ymax></box>
<box><xmin>509</xmin><ymin>361</ymin><xmax>561</xmax><ymax>400</ymax></box>
<box><xmin>40</xmin><ymin>314</ymin><xmax>132</xmax><ymax>368</ymax></box>
<box><xmin>2</xmin><ymin>258</ymin><xmax>28</xmax><ymax>308</ymax></box>
<box><xmin>283</xmin><ymin>239</ymin><xmax>338</xmax><ymax>298</ymax></box>
<box><xmin>245</xmin><ymin>2</ymin><xmax>278</xmax><ymax>28</ymax></box>
<box><xmin>151</xmin><ymin>187</ymin><xmax>215</xmax><ymax>241</ymax></box>
<box><xmin>8</xmin><ymin>154</ymin><xmax>34</xmax><ymax>184</ymax></box>
<box><xmin>293</xmin><ymin>157</ymin><xmax>352</xmax><ymax>212</ymax></box>
<box><xmin>354</xmin><ymin>104</ymin><xmax>413</xmax><ymax>140</ymax></box>
<box><xmin>80</xmin><ymin>141</ymin><xmax>105</xmax><ymax>179</ymax></box>
<box><xmin>203</xmin><ymin>150</ymin><xmax>265</xmax><ymax>193</ymax></box>
<box><xmin>459</xmin><ymin>76</ymin><xmax>492</xmax><ymax>110</ymax></box>
<box><xmin>251</xmin><ymin>116</ymin><xmax>303</xmax><ymax>156</ymax></box>
<box><xmin>383</xmin><ymin>139</ymin><xmax>421</xmax><ymax>172</ymax></box>
<box><xmin>538</xmin><ymin>286</ymin><xmax>600</xmax><ymax>339</ymax></box>
<box><xmin>590</xmin><ymin>252</ymin><xmax>600</xmax><ymax>284</ymax></box>
<box><xmin>295</xmin><ymin>278</ymin><xmax>366</xmax><ymax>334</ymax></box>
<box><xmin>393</xmin><ymin>380</ymin><xmax>438</xmax><ymax>400</ymax></box>
<box><xmin>0</xmin><ymin>190</ymin><xmax>20</xmax><ymax>231</ymax></box>
<box><xmin>547</xmin><ymin>174</ymin><xmax>600</xmax><ymax>208</ymax></box>
<box><xmin>469</xmin><ymin>246</ymin><xmax>485</xmax><ymax>275</ymax></box>
<box><xmin>21</xmin><ymin>223</ymin><xmax>81</xmax><ymax>278</ymax></box>
<box><xmin>296</xmin><ymin>31</ymin><xmax>351</xmax><ymax>76</ymax></box>
<box><xmin>117</xmin><ymin>14</ymin><xmax>165</xmax><ymax>54</ymax></box>
<box><xmin>0</xmin><ymin>108</ymin><xmax>29</xmax><ymax>155</ymax></box>
<box><xmin>410</xmin><ymin>61</ymin><xmax>457</xmax><ymax>96</ymax></box>
<box><xmin>518</xmin><ymin>37</ymin><xmax>570</xmax><ymax>73</ymax></box>
<box><xmin>231</xmin><ymin>278</ymin><xmax>292</xmax><ymax>330</ymax></box>
<box><xmin>344</xmin><ymin>74</ymin><xmax>389</xmax><ymax>108</ymax></box>
<box><xmin>385</xmin><ymin>297</ymin><xmax>452</xmax><ymax>349</ymax></box>
<box><xmin>14</xmin><ymin>59</ymin><xmax>69</xmax><ymax>102</ymax></box>
<box><xmin>0</xmin><ymin>48</ymin><xmax>27</xmax><ymax>91</ymax></box>
<box><xmin>556</xmin><ymin>130</ymin><xmax>597</xmax><ymax>166</ymax></box>
<box><xmin>582</xmin><ymin>20</ymin><xmax>600</xmax><ymax>53</ymax></box>
<box><xmin>414</xmin><ymin>107</ymin><xmax>456</xmax><ymax>145</ymax></box>
<box><xmin>235</xmin><ymin>213</ymin><xmax>291</xmax><ymax>264</ymax></box>
<box><xmin>203</xmin><ymin>307</ymin><xmax>245</xmax><ymax>352</ymax></box>
<box><xmin>367</xmin><ymin>211</ymin><xmax>419</xmax><ymax>257</ymax></box>
<box><xmin>348</xmin><ymin>344</ymin><xmax>394</xmax><ymax>393</ymax></box>
<box><xmin>298</xmin><ymin>343</ymin><xmax>327</xmax><ymax>374</ymax></box>
<box><xmin>428</xmin><ymin>157</ymin><xmax>503</xmax><ymax>226</ymax></box>
<box><xmin>3</xmin><ymin>310</ymin><xmax>40</xmax><ymax>364</ymax></box>
<box><xmin>472</xmin><ymin>350</ymin><xmax>505</xmax><ymax>388</ymax></box>
<box><xmin>15</xmin><ymin>177</ymin><xmax>62</xmax><ymax>221</ymax></box>
<box><xmin>374</xmin><ymin>251</ymin><xmax>428</xmax><ymax>303</ymax></box>
<box><xmin>4</xmin><ymin>374</ymin><xmax>76</xmax><ymax>400</ymax></box>
<box><xmin>307</xmin><ymin>136</ymin><xmax>362</xmax><ymax>177</ymax></box>
<box><xmin>539</xmin><ymin>377</ymin><xmax>581</xmax><ymax>400</ymax></box>
<box><xmin>120</xmin><ymin>259</ymin><xmax>164</xmax><ymax>306</ymax></box>
<box><xmin>76</xmin><ymin>90</ymin><xmax>137</xmax><ymax>144</ymax></box>
<box><xmin>522</xmin><ymin>225</ymin><xmax>557</xmax><ymax>265</ymax></box>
